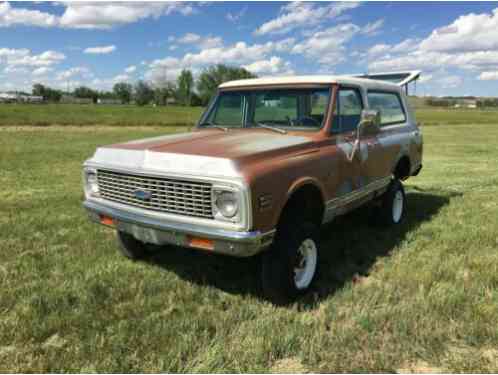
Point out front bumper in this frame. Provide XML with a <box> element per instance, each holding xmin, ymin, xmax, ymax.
<box><xmin>83</xmin><ymin>200</ymin><xmax>275</xmax><ymax>257</ymax></box>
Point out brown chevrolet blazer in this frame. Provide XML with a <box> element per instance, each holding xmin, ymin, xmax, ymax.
<box><xmin>83</xmin><ymin>72</ymin><xmax>423</xmax><ymax>303</ymax></box>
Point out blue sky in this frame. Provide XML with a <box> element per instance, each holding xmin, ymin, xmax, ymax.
<box><xmin>1</xmin><ymin>1</ymin><xmax>498</xmax><ymax>96</ymax></box>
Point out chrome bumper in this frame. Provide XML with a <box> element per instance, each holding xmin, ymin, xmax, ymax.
<box><xmin>83</xmin><ymin>200</ymin><xmax>274</xmax><ymax>257</ymax></box>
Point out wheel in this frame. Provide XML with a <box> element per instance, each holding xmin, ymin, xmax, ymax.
<box><xmin>116</xmin><ymin>230</ymin><xmax>147</xmax><ymax>260</ymax></box>
<box><xmin>262</xmin><ymin>221</ymin><xmax>319</xmax><ymax>305</ymax></box>
<box><xmin>377</xmin><ymin>179</ymin><xmax>406</xmax><ymax>226</ymax></box>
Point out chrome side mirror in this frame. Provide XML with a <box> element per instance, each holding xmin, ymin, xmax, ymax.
<box><xmin>358</xmin><ymin>109</ymin><xmax>380</xmax><ymax>136</ymax></box>
<box><xmin>348</xmin><ymin>109</ymin><xmax>380</xmax><ymax>162</ymax></box>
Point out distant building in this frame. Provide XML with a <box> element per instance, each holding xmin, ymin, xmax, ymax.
<box><xmin>97</xmin><ymin>98</ymin><xmax>122</xmax><ymax>105</ymax></box>
<box><xmin>60</xmin><ymin>95</ymin><xmax>93</xmax><ymax>104</ymax></box>
<box><xmin>462</xmin><ymin>99</ymin><xmax>477</xmax><ymax>108</ymax></box>
<box><xmin>19</xmin><ymin>95</ymin><xmax>43</xmax><ymax>103</ymax></box>
<box><xmin>0</xmin><ymin>92</ymin><xmax>17</xmax><ymax>103</ymax></box>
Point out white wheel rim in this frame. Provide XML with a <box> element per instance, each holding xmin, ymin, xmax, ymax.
<box><xmin>392</xmin><ymin>190</ymin><xmax>404</xmax><ymax>223</ymax></box>
<box><xmin>293</xmin><ymin>238</ymin><xmax>317</xmax><ymax>290</ymax></box>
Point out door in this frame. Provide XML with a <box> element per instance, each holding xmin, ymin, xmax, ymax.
<box><xmin>364</xmin><ymin>90</ymin><xmax>410</xmax><ymax>183</ymax></box>
<box><xmin>332</xmin><ymin>86</ymin><xmax>365</xmax><ymax>197</ymax></box>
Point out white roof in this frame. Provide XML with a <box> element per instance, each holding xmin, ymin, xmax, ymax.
<box><xmin>219</xmin><ymin>75</ymin><xmax>401</xmax><ymax>91</ymax></box>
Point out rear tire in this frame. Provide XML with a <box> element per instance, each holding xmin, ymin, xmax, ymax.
<box><xmin>262</xmin><ymin>221</ymin><xmax>319</xmax><ymax>305</ymax></box>
<box><xmin>116</xmin><ymin>231</ymin><xmax>147</xmax><ymax>260</ymax></box>
<box><xmin>377</xmin><ymin>179</ymin><xmax>406</xmax><ymax>226</ymax></box>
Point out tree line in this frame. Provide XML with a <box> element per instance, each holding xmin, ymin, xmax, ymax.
<box><xmin>32</xmin><ymin>64</ymin><xmax>256</xmax><ymax>106</ymax></box>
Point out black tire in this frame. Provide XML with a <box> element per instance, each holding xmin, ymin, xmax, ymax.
<box><xmin>377</xmin><ymin>179</ymin><xmax>406</xmax><ymax>226</ymax></box>
<box><xmin>116</xmin><ymin>231</ymin><xmax>148</xmax><ymax>260</ymax></box>
<box><xmin>261</xmin><ymin>221</ymin><xmax>319</xmax><ymax>305</ymax></box>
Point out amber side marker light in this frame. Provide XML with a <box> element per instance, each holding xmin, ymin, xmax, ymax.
<box><xmin>100</xmin><ymin>215</ymin><xmax>115</xmax><ymax>227</ymax></box>
<box><xmin>187</xmin><ymin>236</ymin><xmax>214</xmax><ymax>251</ymax></box>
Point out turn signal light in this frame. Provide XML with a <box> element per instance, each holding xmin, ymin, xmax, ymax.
<box><xmin>100</xmin><ymin>215</ymin><xmax>115</xmax><ymax>227</ymax></box>
<box><xmin>187</xmin><ymin>236</ymin><xmax>214</xmax><ymax>251</ymax></box>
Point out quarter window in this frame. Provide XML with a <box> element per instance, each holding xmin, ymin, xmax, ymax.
<box><xmin>367</xmin><ymin>91</ymin><xmax>406</xmax><ymax>126</ymax></box>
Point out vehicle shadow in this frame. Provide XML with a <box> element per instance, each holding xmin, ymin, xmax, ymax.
<box><xmin>143</xmin><ymin>190</ymin><xmax>457</xmax><ymax>305</ymax></box>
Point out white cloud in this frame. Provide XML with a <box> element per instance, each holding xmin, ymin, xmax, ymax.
<box><xmin>113</xmin><ymin>74</ymin><xmax>130</xmax><ymax>82</ymax></box>
<box><xmin>0</xmin><ymin>2</ymin><xmax>58</xmax><ymax>27</ymax></box>
<box><xmin>0</xmin><ymin>2</ymin><xmax>197</xmax><ymax>30</ymax></box>
<box><xmin>292</xmin><ymin>23</ymin><xmax>360</xmax><ymax>65</ymax></box>
<box><xmin>59</xmin><ymin>2</ymin><xmax>195</xmax><ymax>29</ymax></box>
<box><xmin>361</xmin><ymin>19</ymin><xmax>384</xmax><ymax>36</ymax></box>
<box><xmin>124</xmin><ymin>65</ymin><xmax>137</xmax><ymax>74</ymax></box>
<box><xmin>226</xmin><ymin>6</ymin><xmax>247</xmax><ymax>23</ymax></box>
<box><xmin>56</xmin><ymin>67</ymin><xmax>92</xmax><ymax>81</ymax></box>
<box><xmin>0</xmin><ymin>48</ymin><xmax>65</xmax><ymax>68</ymax></box>
<box><xmin>243</xmin><ymin>56</ymin><xmax>294</xmax><ymax>75</ymax></box>
<box><xmin>32</xmin><ymin>67</ymin><xmax>52</xmax><ymax>76</ymax></box>
<box><xmin>419</xmin><ymin>74</ymin><xmax>433</xmax><ymax>83</ymax></box>
<box><xmin>171</xmin><ymin>33</ymin><xmax>223</xmax><ymax>49</ymax></box>
<box><xmin>83</xmin><ymin>45</ymin><xmax>116</xmax><ymax>55</ymax></box>
<box><xmin>438</xmin><ymin>75</ymin><xmax>463</xmax><ymax>88</ymax></box>
<box><xmin>420</xmin><ymin>8</ymin><xmax>498</xmax><ymax>52</ymax></box>
<box><xmin>254</xmin><ymin>1</ymin><xmax>360</xmax><ymax>35</ymax></box>
<box><xmin>478</xmin><ymin>71</ymin><xmax>498</xmax><ymax>81</ymax></box>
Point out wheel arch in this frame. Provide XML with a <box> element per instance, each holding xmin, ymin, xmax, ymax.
<box><xmin>393</xmin><ymin>154</ymin><xmax>411</xmax><ymax>180</ymax></box>
<box><xmin>272</xmin><ymin>177</ymin><xmax>326</xmax><ymax>229</ymax></box>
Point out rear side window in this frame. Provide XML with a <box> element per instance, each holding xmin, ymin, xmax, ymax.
<box><xmin>367</xmin><ymin>91</ymin><xmax>406</xmax><ymax>126</ymax></box>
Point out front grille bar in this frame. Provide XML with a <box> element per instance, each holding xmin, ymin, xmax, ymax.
<box><xmin>97</xmin><ymin>169</ymin><xmax>214</xmax><ymax>219</ymax></box>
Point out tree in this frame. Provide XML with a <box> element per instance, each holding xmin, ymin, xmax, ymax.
<box><xmin>134</xmin><ymin>80</ymin><xmax>154</xmax><ymax>106</ymax></box>
<box><xmin>197</xmin><ymin>64</ymin><xmax>256</xmax><ymax>105</ymax></box>
<box><xmin>177</xmin><ymin>69</ymin><xmax>194</xmax><ymax>106</ymax></box>
<box><xmin>153</xmin><ymin>82</ymin><xmax>176</xmax><ymax>106</ymax></box>
<box><xmin>32</xmin><ymin>84</ymin><xmax>62</xmax><ymax>102</ymax></box>
<box><xmin>74</xmin><ymin>86</ymin><xmax>98</xmax><ymax>103</ymax></box>
<box><xmin>113</xmin><ymin>82</ymin><xmax>133</xmax><ymax>104</ymax></box>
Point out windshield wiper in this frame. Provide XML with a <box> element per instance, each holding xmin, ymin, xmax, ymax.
<box><xmin>199</xmin><ymin>122</ymin><xmax>229</xmax><ymax>132</ymax></box>
<box><xmin>256</xmin><ymin>122</ymin><xmax>287</xmax><ymax>134</ymax></box>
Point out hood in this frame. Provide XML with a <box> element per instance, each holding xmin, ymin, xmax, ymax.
<box><xmin>88</xmin><ymin>129</ymin><xmax>314</xmax><ymax>179</ymax></box>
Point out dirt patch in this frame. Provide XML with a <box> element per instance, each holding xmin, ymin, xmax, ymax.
<box><xmin>271</xmin><ymin>357</ymin><xmax>308</xmax><ymax>373</ymax></box>
<box><xmin>42</xmin><ymin>334</ymin><xmax>67</xmax><ymax>349</ymax></box>
<box><xmin>397</xmin><ymin>360</ymin><xmax>446</xmax><ymax>374</ymax></box>
<box><xmin>482</xmin><ymin>348</ymin><xmax>498</xmax><ymax>365</ymax></box>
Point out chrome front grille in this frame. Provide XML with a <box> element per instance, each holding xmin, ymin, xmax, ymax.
<box><xmin>96</xmin><ymin>169</ymin><xmax>213</xmax><ymax>219</ymax></box>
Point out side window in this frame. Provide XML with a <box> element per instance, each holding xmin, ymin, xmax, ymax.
<box><xmin>333</xmin><ymin>88</ymin><xmax>363</xmax><ymax>133</ymax></box>
<box><xmin>210</xmin><ymin>93</ymin><xmax>244</xmax><ymax>126</ymax></box>
<box><xmin>367</xmin><ymin>91</ymin><xmax>406</xmax><ymax>126</ymax></box>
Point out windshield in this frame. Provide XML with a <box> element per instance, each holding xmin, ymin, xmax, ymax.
<box><xmin>199</xmin><ymin>88</ymin><xmax>331</xmax><ymax>131</ymax></box>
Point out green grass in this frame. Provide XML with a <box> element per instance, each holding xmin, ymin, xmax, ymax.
<box><xmin>2</xmin><ymin>102</ymin><xmax>498</xmax><ymax>128</ymax></box>
<box><xmin>0</xmin><ymin>104</ymin><xmax>204</xmax><ymax>127</ymax></box>
<box><xmin>1</xmin><ymin>119</ymin><xmax>498</xmax><ymax>371</ymax></box>
<box><xmin>416</xmin><ymin>108</ymin><xmax>498</xmax><ymax>126</ymax></box>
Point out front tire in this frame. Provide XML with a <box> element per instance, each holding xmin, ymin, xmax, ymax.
<box><xmin>262</xmin><ymin>222</ymin><xmax>319</xmax><ymax>305</ymax></box>
<box><xmin>377</xmin><ymin>179</ymin><xmax>406</xmax><ymax>226</ymax></box>
<box><xmin>116</xmin><ymin>231</ymin><xmax>148</xmax><ymax>260</ymax></box>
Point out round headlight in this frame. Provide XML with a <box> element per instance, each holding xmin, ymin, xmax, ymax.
<box><xmin>215</xmin><ymin>191</ymin><xmax>239</xmax><ymax>218</ymax></box>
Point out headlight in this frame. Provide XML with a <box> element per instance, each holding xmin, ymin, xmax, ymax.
<box><xmin>83</xmin><ymin>168</ymin><xmax>100</xmax><ymax>198</ymax></box>
<box><xmin>213</xmin><ymin>189</ymin><xmax>239</xmax><ymax>219</ymax></box>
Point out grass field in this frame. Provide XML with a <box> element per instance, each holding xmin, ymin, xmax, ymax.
<box><xmin>0</xmin><ymin>104</ymin><xmax>204</xmax><ymax>127</ymax></box>
<box><xmin>1</xmin><ymin>102</ymin><xmax>498</xmax><ymax>128</ymax></box>
<box><xmin>1</xmin><ymin>109</ymin><xmax>498</xmax><ymax>371</ymax></box>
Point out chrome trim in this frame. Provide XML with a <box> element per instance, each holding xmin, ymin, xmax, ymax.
<box><xmin>84</xmin><ymin>199</ymin><xmax>274</xmax><ymax>257</ymax></box>
<box><xmin>83</xmin><ymin>161</ymin><xmax>253</xmax><ymax>231</ymax></box>
<box><xmin>323</xmin><ymin>176</ymin><xmax>392</xmax><ymax>223</ymax></box>
<box><xmin>97</xmin><ymin>169</ymin><xmax>214</xmax><ymax>219</ymax></box>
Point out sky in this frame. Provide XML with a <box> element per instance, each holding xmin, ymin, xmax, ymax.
<box><xmin>1</xmin><ymin>1</ymin><xmax>498</xmax><ymax>97</ymax></box>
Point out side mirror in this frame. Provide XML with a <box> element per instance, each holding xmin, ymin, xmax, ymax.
<box><xmin>347</xmin><ymin>109</ymin><xmax>380</xmax><ymax>162</ymax></box>
<box><xmin>358</xmin><ymin>109</ymin><xmax>380</xmax><ymax>136</ymax></box>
